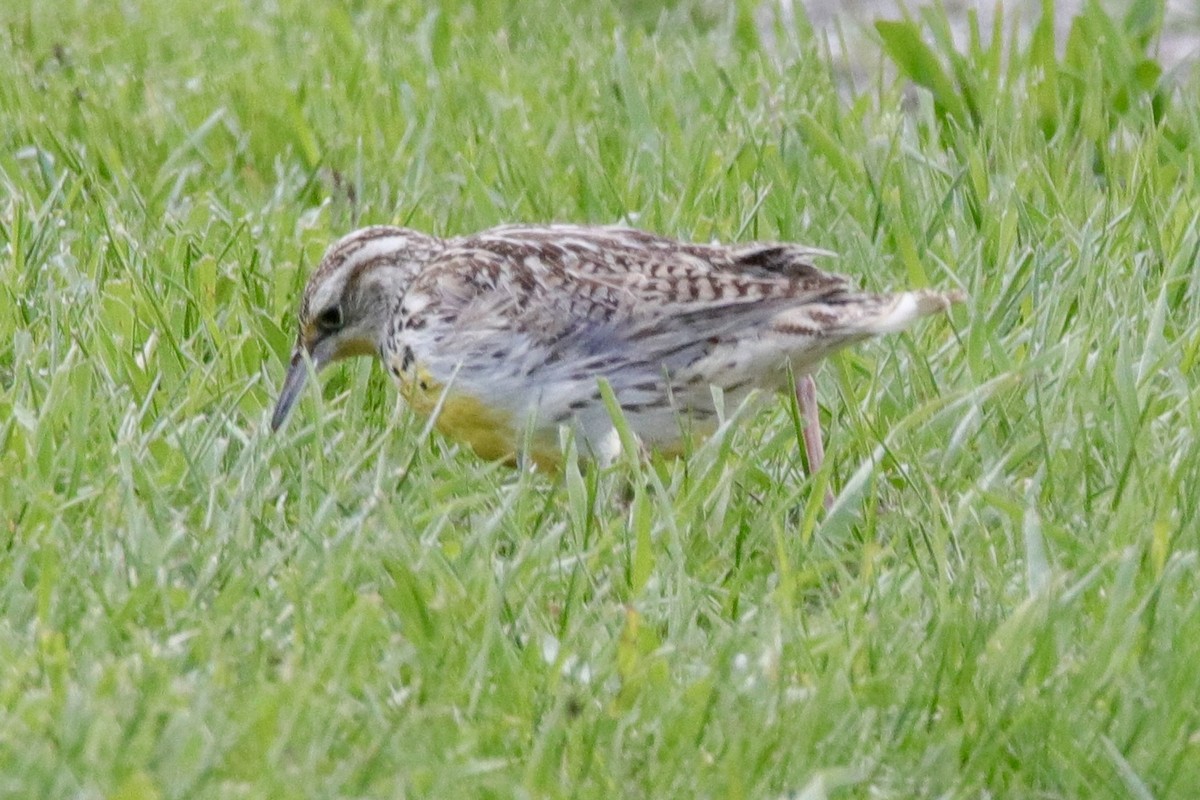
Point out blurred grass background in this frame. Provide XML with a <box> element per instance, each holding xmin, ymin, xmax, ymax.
<box><xmin>2</xmin><ymin>0</ymin><xmax>1200</xmax><ymax>797</ymax></box>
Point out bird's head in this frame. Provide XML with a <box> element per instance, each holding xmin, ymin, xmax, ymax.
<box><xmin>270</xmin><ymin>225</ymin><xmax>442</xmax><ymax>430</ymax></box>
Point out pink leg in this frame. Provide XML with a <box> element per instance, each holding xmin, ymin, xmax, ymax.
<box><xmin>796</xmin><ymin>374</ymin><xmax>835</xmax><ymax>511</ymax></box>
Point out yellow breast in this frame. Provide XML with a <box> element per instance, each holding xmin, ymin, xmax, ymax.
<box><xmin>396</xmin><ymin>365</ymin><xmax>561</xmax><ymax>471</ymax></box>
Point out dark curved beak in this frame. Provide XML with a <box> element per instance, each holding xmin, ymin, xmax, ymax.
<box><xmin>271</xmin><ymin>350</ymin><xmax>309</xmax><ymax>431</ymax></box>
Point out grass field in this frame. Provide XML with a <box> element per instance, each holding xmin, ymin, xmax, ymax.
<box><xmin>3</xmin><ymin>0</ymin><xmax>1200</xmax><ymax>796</ymax></box>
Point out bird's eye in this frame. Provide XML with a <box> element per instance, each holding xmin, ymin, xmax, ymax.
<box><xmin>315</xmin><ymin>305</ymin><xmax>343</xmax><ymax>332</ymax></box>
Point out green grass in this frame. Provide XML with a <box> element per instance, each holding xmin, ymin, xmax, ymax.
<box><xmin>3</xmin><ymin>0</ymin><xmax>1200</xmax><ymax>796</ymax></box>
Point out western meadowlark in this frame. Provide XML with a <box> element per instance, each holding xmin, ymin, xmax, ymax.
<box><xmin>271</xmin><ymin>224</ymin><xmax>963</xmax><ymax>479</ymax></box>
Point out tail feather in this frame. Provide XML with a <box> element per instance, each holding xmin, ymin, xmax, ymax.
<box><xmin>860</xmin><ymin>288</ymin><xmax>965</xmax><ymax>335</ymax></box>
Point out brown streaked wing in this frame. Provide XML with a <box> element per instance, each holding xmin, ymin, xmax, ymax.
<box><xmin>394</xmin><ymin>244</ymin><xmax>844</xmax><ymax>401</ymax></box>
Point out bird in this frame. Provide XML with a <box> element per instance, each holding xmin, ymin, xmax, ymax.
<box><xmin>271</xmin><ymin>223</ymin><xmax>963</xmax><ymax>485</ymax></box>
